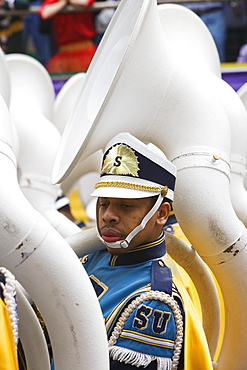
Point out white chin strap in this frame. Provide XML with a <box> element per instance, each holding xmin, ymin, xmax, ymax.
<box><xmin>97</xmin><ymin>193</ymin><xmax>164</xmax><ymax>249</ymax></box>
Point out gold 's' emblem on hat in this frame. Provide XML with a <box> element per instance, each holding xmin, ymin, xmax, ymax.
<box><xmin>101</xmin><ymin>144</ymin><xmax>140</xmax><ymax>176</ymax></box>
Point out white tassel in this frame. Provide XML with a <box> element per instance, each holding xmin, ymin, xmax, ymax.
<box><xmin>109</xmin><ymin>345</ymin><xmax>172</xmax><ymax>369</ymax></box>
<box><xmin>0</xmin><ymin>267</ymin><xmax>18</xmax><ymax>349</ymax></box>
<box><xmin>157</xmin><ymin>356</ymin><xmax>172</xmax><ymax>370</ymax></box>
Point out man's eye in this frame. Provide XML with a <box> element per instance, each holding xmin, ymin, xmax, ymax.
<box><xmin>99</xmin><ymin>202</ymin><xmax>107</xmax><ymax>207</ymax></box>
<box><xmin>121</xmin><ymin>203</ymin><xmax>132</xmax><ymax>208</ymax></box>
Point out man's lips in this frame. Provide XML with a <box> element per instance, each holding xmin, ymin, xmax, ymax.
<box><xmin>100</xmin><ymin>228</ymin><xmax>123</xmax><ymax>243</ymax></box>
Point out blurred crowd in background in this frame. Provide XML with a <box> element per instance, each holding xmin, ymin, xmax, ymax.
<box><xmin>1</xmin><ymin>0</ymin><xmax>247</xmax><ymax>75</ymax></box>
<box><xmin>0</xmin><ymin>0</ymin><xmax>117</xmax><ymax>74</ymax></box>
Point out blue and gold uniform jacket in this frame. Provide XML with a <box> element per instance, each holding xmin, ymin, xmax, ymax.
<box><xmin>82</xmin><ymin>233</ymin><xmax>184</xmax><ymax>369</ymax></box>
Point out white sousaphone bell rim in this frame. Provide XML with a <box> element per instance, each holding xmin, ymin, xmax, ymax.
<box><xmin>52</xmin><ymin>0</ymin><xmax>150</xmax><ymax>184</ymax></box>
<box><xmin>5</xmin><ymin>53</ymin><xmax>55</xmax><ymax>119</ymax></box>
<box><xmin>52</xmin><ymin>0</ymin><xmax>221</xmax><ymax>185</ymax></box>
<box><xmin>53</xmin><ymin>72</ymin><xmax>86</xmax><ymax>135</ymax></box>
<box><xmin>53</xmin><ymin>72</ymin><xmax>99</xmax><ymax>197</ymax></box>
<box><xmin>157</xmin><ymin>3</ymin><xmax>221</xmax><ymax>77</ymax></box>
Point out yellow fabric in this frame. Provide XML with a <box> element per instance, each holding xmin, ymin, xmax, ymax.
<box><xmin>176</xmin><ymin>263</ymin><xmax>202</xmax><ymax>318</ymax></box>
<box><xmin>0</xmin><ymin>299</ymin><xmax>19</xmax><ymax>370</ymax></box>
<box><xmin>166</xmin><ymin>257</ymin><xmax>214</xmax><ymax>370</ymax></box>
<box><xmin>68</xmin><ymin>188</ymin><xmax>89</xmax><ymax>223</ymax></box>
<box><xmin>171</xmin><ymin>223</ymin><xmax>203</xmax><ymax>320</ymax></box>
<box><xmin>171</xmin><ymin>222</ymin><xmax>225</xmax><ymax>364</ymax></box>
<box><xmin>207</xmin><ymin>271</ymin><xmax>225</xmax><ymax>363</ymax></box>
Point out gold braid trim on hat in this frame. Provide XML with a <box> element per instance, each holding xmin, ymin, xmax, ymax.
<box><xmin>94</xmin><ymin>182</ymin><xmax>168</xmax><ymax>197</ymax></box>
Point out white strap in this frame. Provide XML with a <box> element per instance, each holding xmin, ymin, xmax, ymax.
<box><xmin>100</xmin><ymin>193</ymin><xmax>164</xmax><ymax>249</ymax></box>
<box><xmin>125</xmin><ymin>193</ymin><xmax>164</xmax><ymax>245</ymax></box>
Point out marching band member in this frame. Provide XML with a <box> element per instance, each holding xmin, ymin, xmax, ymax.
<box><xmin>82</xmin><ymin>132</ymin><xmax>213</xmax><ymax>369</ymax></box>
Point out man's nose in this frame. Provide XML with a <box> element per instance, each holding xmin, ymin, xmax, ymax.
<box><xmin>102</xmin><ymin>204</ymin><xmax>119</xmax><ymax>223</ymax></box>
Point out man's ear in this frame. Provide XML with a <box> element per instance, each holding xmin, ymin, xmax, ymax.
<box><xmin>157</xmin><ymin>202</ymin><xmax>171</xmax><ymax>226</ymax></box>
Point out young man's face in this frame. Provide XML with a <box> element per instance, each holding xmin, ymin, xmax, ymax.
<box><xmin>96</xmin><ymin>196</ymin><xmax>170</xmax><ymax>255</ymax></box>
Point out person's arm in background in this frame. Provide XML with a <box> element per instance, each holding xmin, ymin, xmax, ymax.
<box><xmin>40</xmin><ymin>0</ymin><xmax>67</xmax><ymax>19</ymax></box>
<box><xmin>40</xmin><ymin>0</ymin><xmax>93</xmax><ymax>19</ymax></box>
<box><xmin>68</xmin><ymin>0</ymin><xmax>94</xmax><ymax>7</ymax></box>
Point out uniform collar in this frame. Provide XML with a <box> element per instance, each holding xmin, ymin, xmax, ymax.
<box><xmin>109</xmin><ymin>232</ymin><xmax>166</xmax><ymax>266</ymax></box>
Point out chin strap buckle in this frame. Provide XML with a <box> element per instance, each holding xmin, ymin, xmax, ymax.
<box><xmin>120</xmin><ymin>240</ymin><xmax>129</xmax><ymax>248</ymax></box>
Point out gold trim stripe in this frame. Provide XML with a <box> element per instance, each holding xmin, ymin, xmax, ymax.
<box><xmin>110</xmin><ymin>235</ymin><xmax>166</xmax><ymax>265</ymax></box>
<box><xmin>95</xmin><ymin>181</ymin><xmax>168</xmax><ymax>195</ymax></box>
<box><xmin>131</xmin><ymin>233</ymin><xmax>166</xmax><ymax>252</ymax></box>
<box><xmin>120</xmin><ymin>329</ymin><xmax>175</xmax><ymax>349</ymax></box>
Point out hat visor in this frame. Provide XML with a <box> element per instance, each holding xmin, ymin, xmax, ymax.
<box><xmin>91</xmin><ymin>186</ymin><xmax>159</xmax><ymax>199</ymax></box>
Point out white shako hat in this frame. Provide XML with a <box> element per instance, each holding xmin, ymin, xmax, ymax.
<box><xmin>91</xmin><ymin>132</ymin><xmax>176</xmax><ymax>201</ymax></box>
